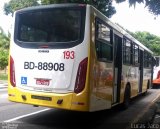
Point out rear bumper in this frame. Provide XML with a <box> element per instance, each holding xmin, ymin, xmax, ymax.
<box><xmin>8</xmin><ymin>86</ymin><xmax>89</xmax><ymax>112</ymax></box>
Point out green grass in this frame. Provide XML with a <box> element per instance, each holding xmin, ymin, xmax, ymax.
<box><xmin>0</xmin><ymin>74</ymin><xmax>8</xmax><ymax>80</ymax></box>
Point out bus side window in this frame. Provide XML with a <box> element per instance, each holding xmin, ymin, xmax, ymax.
<box><xmin>95</xmin><ymin>18</ymin><xmax>113</xmax><ymax>62</ymax></box>
<box><xmin>132</xmin><ymin>43</ymin><xmax>139</xmax><ymax>66</ymax></box>
<box><xmin>144</xmin><ymin>51</ymin><xmax>152</xmax><ymax>68</ymax></box>
<box><xmin>123</xmin><ymin>39</ymin><xmax>132</xmax><ymax>65</ymax></box>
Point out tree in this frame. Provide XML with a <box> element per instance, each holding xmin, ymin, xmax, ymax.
<box><xmin>0</xmin><ymin>27</ymin><xmax>9</xmax><ymax>70</ymax></box>
<box><xmin>0</xmin><ymin>27</ymin><xmax>10</xmax><ymax>49</ymax></box>
<box><xmin>115</xmin><ymin>23</ymin><xmax>160</xmax><ymax>56</ymax></box>
<box><xmin>131</xmin><ymin>31</ymin><xmax>160</xmax><ymax>55</ymax></box>
<box><xmin>4</xmin><ymin>0</ymin><xmax>116</xmax><ymax>18</ymax></box>
<box><xmin>4</xmin><ymin>0</ymin><xmax>39</xmax><ymax>15</ymax></box>
<box><xmin>0</xmin><ymin>49</ymin><xmax>8</xmax><ymax>70</ymax></box>
<box><xmin>146</xmin><ymin>0</ymin><xmax>160</xmax><ymax>16</ymax></box>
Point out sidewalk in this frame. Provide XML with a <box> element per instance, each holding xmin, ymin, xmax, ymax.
<box><xmin>0</xmin><ymin>80</ymin><xmax>8</xmax><ymax>89</ymax></box>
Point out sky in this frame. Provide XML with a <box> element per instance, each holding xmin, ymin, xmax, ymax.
<box><xmin>0</xmin><ymin>0</ymin><xmax>11</xmax><ymax>34</ymax></box>
<box><xmin>110</xmin><ymin>1</ymin><xmax>160</xmax><ymax>36</ymax></box>
<box><xmin>0</xmin><ymin>0</ymin><xmax>160</xmax><ymax>36</ymax></box>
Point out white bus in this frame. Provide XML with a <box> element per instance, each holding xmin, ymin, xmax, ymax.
<box><xmin>8</xmin><ymin>4</ymin><xmax>154</xmax><ymax>112</ymax></box>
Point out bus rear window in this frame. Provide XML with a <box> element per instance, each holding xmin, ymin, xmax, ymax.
<box><xmin>14</xmin><ymin>6</ymin><xmax>86</xmax><ymax>48</ymax></box>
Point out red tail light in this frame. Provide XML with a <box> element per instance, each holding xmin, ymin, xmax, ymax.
<box><xmin>74</xmin><ymin>57</ymin><xmax>88</xmax><ymax>94</ymax></box>
<box><xmin>10</xmin><ymin>56</ymin><xmax>16</xmax><ymax>87</ymax></box>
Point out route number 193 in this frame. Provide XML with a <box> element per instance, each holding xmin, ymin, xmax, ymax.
<box><xmin>63</xmin><ymin>51</ymin><xmax>75</xmax><ymax>59</ymax></box>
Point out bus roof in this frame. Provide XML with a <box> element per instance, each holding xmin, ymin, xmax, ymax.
<box><xmin>15</xmin><ymin>3</ymin><xmax>86</xmax><ymax>13</ymax></box>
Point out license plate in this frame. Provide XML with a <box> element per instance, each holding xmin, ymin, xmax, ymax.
<box><xmin>36</xmin><ymin>79</ymin><xmax>50</xmax><ymax>86</ymax></box>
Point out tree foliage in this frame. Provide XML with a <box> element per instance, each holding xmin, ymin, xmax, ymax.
<box><xmin>4</xmin><ymin>0</ymin><xmax>116</xmax><ymax>18</ymax></box>
<box><xmin>146</xmin><ymin>0</ymin><xmax>160</xmax><ymax>16</ymax></box>
<box><xmin>116</xmin><ymin>23</ymin><xmax>160</xmax><ymax>56</ymax></box>
<box><xmin>0</xmin><ymin>49</ymin><xmax>9</xmax><ymax>70</ymax></box>
<box><xmin>0</xmin><ymin>27</ymin><xmax>9</xmax><ymax>70</ymax></box>
<box><xmin>131</xmin><ymin>31</ymin><xmax>160</xmax><ymax>56</ymax></box>
<box><xmin>0</xmin><ymin>27</ymin><xmax>10</xmax><ymax>49</ymax></box>
<box><xmin>4</xmin><ymin>0</ymin><xmax>39</xmax><ymax>15</ymax></box>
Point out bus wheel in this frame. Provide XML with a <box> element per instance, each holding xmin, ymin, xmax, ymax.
<box><xmin>122</xmin><ymin>85</ymin><xmax>131</xmax><ymax>109</ymax></box>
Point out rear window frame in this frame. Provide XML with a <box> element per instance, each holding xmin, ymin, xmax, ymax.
<box><xmin>14</xmin><ymin>5</ymin><xmax>86</xmax><ymax>49</ymax></box>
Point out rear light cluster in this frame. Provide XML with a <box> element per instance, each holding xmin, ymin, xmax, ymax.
<box><xmin>10</xmin><ymin>56</ymin><xmax>16</xmax><ymax>87</ymax></box>
<box><xmin>74</xmin><ymin>57</ymin><xmax>88</xmax><ymax>94</ymax></box>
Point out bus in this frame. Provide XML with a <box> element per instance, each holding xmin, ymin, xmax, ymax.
<box><xmin>8</xmin><ymin>4</ymin><xmax>154</xmax><ymax>112</ymax></box>
<box><xmin>153</xmin><ymin>56</ymin><xmax>160</xmax><ymax>88</ymax></box>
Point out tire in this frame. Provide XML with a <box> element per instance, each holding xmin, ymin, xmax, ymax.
<box><xmin>122</xmin><ymin>85</ymin><xmax>131</xmax><ymax>109</ymax></box>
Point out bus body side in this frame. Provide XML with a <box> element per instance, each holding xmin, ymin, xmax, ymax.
<box><xmin>8</xmin><ymin>4</ymin><xmax>153</xmax><ymax>112</ymax></box>
<box><xmin>89</xmin><ymin>6</ymin><xmax>153</xmax><ymax>111</ymax></box>
<box><xmin>8</xmin><ymin>4</ymin><xmax>91</xmax><ymax>112</ymax></box>
<box><xmin>88</xmin><ymin>7</ymin><xmax>114</xmax><ymax>111</ymax></box>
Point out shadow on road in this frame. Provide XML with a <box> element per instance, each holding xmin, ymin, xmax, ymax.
<box><xmin>16</xmin><ymin>90</ymin><xmax>158</xmax><ymax>129</ymax></box>
<box><xmin>19</xmin><ymin>105</ymin><xmax>128</xmax><ymax>129</ymax></box>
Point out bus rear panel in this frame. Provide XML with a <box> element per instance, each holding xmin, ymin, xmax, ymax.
<box><xmin>8</xmin><ymin>4</ymin><xmax>91</xmax><ymax>111</ymax></box>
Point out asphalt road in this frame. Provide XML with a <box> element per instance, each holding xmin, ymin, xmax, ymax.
<box><xmin>0</xmin><ymin>88</ymin><xmax>160</xmax><ymax>129</ymax></box>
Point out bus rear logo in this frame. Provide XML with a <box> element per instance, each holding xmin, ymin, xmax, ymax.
<box><xmin>38</xmin><ymin>50</ymin><xmax>49</xmax><ymax>53</ymax></box>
